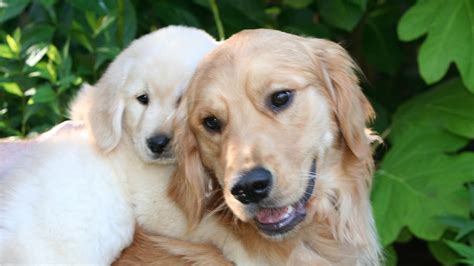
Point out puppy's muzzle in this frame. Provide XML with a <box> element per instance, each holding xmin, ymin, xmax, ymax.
<box><xmin>146</xmin><ymin>133</ymin><xmax>171</xmax><ymax>155</ymax></box>
<box><xmin>231</xmin><ymin>167</ymin><xmax>272</xmax><ymax>204</ymax></box>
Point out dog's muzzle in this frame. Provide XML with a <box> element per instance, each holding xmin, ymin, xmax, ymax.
<box><xmin>146</xmin><ymin>133</ymin><xmax>176</xmax><ymax>163</ymax></box>
<box><xmin>231</xmin><ymin>167</ymin><xmax>272</xmax><ymax>204</ymax></box>
<box><xmin>254</xmin><ymin>160</ymin><xmax>317</xmax><ymax>236</ymax></box>
<box><xmin>147</xmin><ymin>134</ymin><xmax>171</xmax><ymax>155</ymax></box>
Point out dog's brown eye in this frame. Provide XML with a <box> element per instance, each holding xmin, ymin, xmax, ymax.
<box><xmin>136</xmin><ymin>94</ymin><xmax>149</xmax><ymax>105</ymax></box>
<box><xmin>202</xmin><ymin>116</ymin><xmax>222</xmax><ymax>133</ymax></box>
<box><xmin>269</xmin><ymin>90</ymin><xmax>293</xmax><ymax>111</ymax></box>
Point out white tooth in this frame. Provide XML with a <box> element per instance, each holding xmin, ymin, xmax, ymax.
<box><xmin>282</xmin><ymin>206</ymin><xmax>294</xmax><ymax>220</ymax></box>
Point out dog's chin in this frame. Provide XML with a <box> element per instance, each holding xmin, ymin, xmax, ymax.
<box><xmin>256</xmin><ymin>179</ymin><xmax>315</xmax><ymax>240</ymax></box>
<box><xmin>143</xmin><ymin>154</ymin><xmax>176</xmax><ymax>165</ymax></box>
<box><xmin>137</xmin><ymin>148</ymin><xmax>176</xmax><ymax>165</ymax></box>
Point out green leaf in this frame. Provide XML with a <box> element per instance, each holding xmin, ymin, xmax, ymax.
<box><xmin>0</xmin><ymin>0</ymin><xmax>30</xmax><ymax>24</ymax></box>
<box><xmin>372</xmin><ymin>79</ymin><xmax>474</xmax><ymax>245</ymax></box>
<box><xmin>428</xmin><ymin>240</ymin><xmax>461</xmax><ymax>266</ymax></box>
<box><xmin>71</xmin><ymin>0</ymin><xmax>107</xmax><ymax>15</ymax></box>
<box><xmin>46</xmin><ymin>61</ymin><xmax>56</xmax><ymax>82</ymax></box>
<box><xmin>397</xmin><ymin>0</ymin><xmax>474</xmax><ymax>92</ymax></box>
<box><xmin>391</xmin><ymin>79</ymin><xmax>474</xmax><ymax>140</ymax></box>
<box><xmin>72</xmin><ymin>32</ymin><xmax>93</xmax><ymax>53</ymax></box>
<box><xmin>93</xmin><ymin>15</ymin><xmax>116</xmax><ymax>37</ymax></box>
<box><xmin>193</xmin><ymin>0</ymin><xmax>210</xmax><ymax>9</ymax></box>
<box><xmin>57</xmin><ymin>74</ymin><xmax>78</xmax><ymax>94</ymax></box>
<box><xmin>117</xmin><ymin>0</ymin><xmax>136</xmax><ymax>47</ymax></box>
<box><xmin>438</xmin><ymin>215</ymin><xmax>471</xmax><ymax>230</ymax></box>
<box><xmin>349</xmin><ymin>0</ymin><xmax>367</xmax><ymax>11</ymax></box>
<box><xmin>317</xmin><ymin>0</ymin><xmax>366</xmax><ymax>31</ymax></box>
<box><xmin>31</xmin><ymin>84</ymin><xmax>56</xmax><ymax>103</ymax></box>
<box><xmin>29</xmin><ymin>62</ymin><xmax>53</xmax><ymax>80</ymax></box>
<box><xmin>469</xmin><ymin>183</ymin><xmax>474</xmax><ymax>214</ymax></box>
<box><xmin>37</xmin><ymin>0</ymin><xmax>56</xmax><ymax>7</ymax></box>
<box><xmin>94</xmin><ymin>46</ymin><xmax>120</xmax><ymax>70</ymax></box>
<box><xmin>438</xmin><ymin>215</ymin><xmax>474</xmax><ymax>240</ymax></box>
<box><xmin>279</xmin><ymin>9</ymin><xmax>333</xmax><ymax>39</ymax></box>
<box><xmin>362</xmin><ymin>6</ymin><xmax>402</xmax><ymax>75</ymax></box>
<box><xmin>395</xmin><ymin>227</ymin><xmax>412</xmax><ymax>243</ymax></box>
<box><xmin>155</xmin><ymin>2</ymin><xmax>201</xmax><ymax>27</ymax></box>
<box><xmin>456</xmin><ymin>222</ymin><xmax>474</xmax><ymax>241</ymax></box>
<box><xmin>222</xmin><ymin>0</ymin><xmax>268</xmax><ymax>26</ymax></box>
<box><xmin>0</xmin><ymin>121</ymin><xmax>21</xmax><ymax>137</ymax></box>
<box><xmin>0</xmin><ymin>44</ymin><xmax>14</xmax><ymax>59</ymax></box>
<box><xmin>384</xmin><ymin>245</ymin><xmax>397</xmax><ymax>266</ymax></box>
<box><xmin>1</xmin><ymin>82</ymin><xmax>23</xmax><ymax>97</ymax></box>
<box><xmin>445</xmin><ymin>240</ymin><xmax>474</xmax><ymax>260</ymax></box>
<box><xmin>21</xmin><ymin>24</ymin><xmax>55</xmax><ymax>52</ymax></box>
<box><xmin>6</xmin><ymin>34</ymin><xmax>20</xmax><ymax>55</ymax></box>
<box><xmin>283</xmin><ymin>0</ymin><xmax>313</xmax><ymax>9</ymax></box>
<box><xmin>46</xmin><ymin>44</ymin><xmax>61</xmax><ymax>65</ymax></box>
<box><xmin>25</xmin><ymin>43</ymin><xmax>48</xmax><ymax>66</ymax></box>
<box><xmin>373</xmin><ymin>140</ymin><xmax>473</xmax><ymax>245</ymax></box>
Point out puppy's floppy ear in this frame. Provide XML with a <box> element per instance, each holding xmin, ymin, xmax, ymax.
<box><xmin>77</xmin><ymin>58</ymin><xmax>130</xmax><ymax>153</ymax></box>
<box><xmin>88</xmin><ymin>82</ymin><xmax>125</xmax><ymax>152</ymax></box>
<box><xmin>169</xmin><ymin>97</ymin><xmax>209</xmax><ymax>229</ymax></box>
<box><xmin>307</xmin><ymin>38</ymin><xmax>375</xmax><ymax>160</ymax></box>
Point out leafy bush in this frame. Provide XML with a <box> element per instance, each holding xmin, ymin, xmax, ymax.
<box><xmin>1</xmin><ymin>0</ymin><xmax>473</xmax><ymax>264</ymax></box>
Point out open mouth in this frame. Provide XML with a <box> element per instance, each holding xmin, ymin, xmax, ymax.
<box><xmin>255</xmin><ymin>160</ymin><xmax>316</xmax><ymax>236</ymax></box>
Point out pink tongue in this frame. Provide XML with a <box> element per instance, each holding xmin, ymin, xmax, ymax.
<box><xmin>256</xmin><ymin>206</ymin><xmax>289</xmax><ymax>224</ymax></box>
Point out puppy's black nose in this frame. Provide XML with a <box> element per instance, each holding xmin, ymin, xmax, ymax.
<box><xmin>231</xmin><ymin>167</ymin><xmax>272</xmax><ymax>204</ymax></box>
<box><xmin>147</xmin><ymin>134</ymin><xmax>171</xmax><ymax>154</ymax></box>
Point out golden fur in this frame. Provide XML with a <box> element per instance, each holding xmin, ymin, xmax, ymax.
<box><xmin>117</xmin><ymin>29</ymin><xmax>381</xmax><ymax>265</ymax></box>
<box><xmin>114</xmin><ymin>227</ymin><xmax>232</xmax><ymax>266</ymax></box>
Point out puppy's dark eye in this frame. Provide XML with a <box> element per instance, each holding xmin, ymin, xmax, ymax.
<box><xmin>202</xmin><ymin>116</ymin><xmax>222</xmax><ymax>133</ymax></box>
<box><xmin>136</xmin><ymin>94</ymin><xmax>149</xmax><ymax>105</ymax></box>
<box><xmin>269</xmin><ymin>90</ymin><xmax>293</xmax><ymax>111</ymax></box>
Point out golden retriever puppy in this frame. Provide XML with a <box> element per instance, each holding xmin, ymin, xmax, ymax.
<box><xmin>0</xmin><ymin>26</ymin><xmax>224</xmax><ymax>264</ymax></box>
<box><xmin>164</xmin><ymin>29</ymin><xmax>382</xmax><ymax>265</ymax></box>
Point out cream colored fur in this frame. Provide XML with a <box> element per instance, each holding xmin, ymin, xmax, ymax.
<box><xmin>0</xmin><ymin>25</ymin><xmax>218</xmax><ymax>264</ymax></box>
<box><xmin>116</xmin><ymin>29</ymin><xmax>382</xmax><ymax>266</ymax></box>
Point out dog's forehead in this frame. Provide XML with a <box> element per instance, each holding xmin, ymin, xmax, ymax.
<box><xmin>191</xmin><ymin>36</ymin><xmax>314</xmax><ymax>99</ymax></box>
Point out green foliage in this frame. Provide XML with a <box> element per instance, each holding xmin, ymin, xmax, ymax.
<box><xmin>398</xmin><ymin>0</ymin><xmax>474</xmax><ymax>92</ymax></box>
<box><xmin>0</xmin><ymin>0</ymin><xmax>137</xmax><ymax>136</ymax></box>
<box><xmin>435</xmin><ymin>184</ymin><xmax>474</xmax><ymax>264</ymax></box>
<box><xmin>317</xmin><ymin>0</ymin><xmax>366</xmax><ymax>31</ymax></box>
<box><xmin>1</xmin><ymin>0</ymin><xmax>473</xmax><ymax>264</ymax></box>
<box><xmin>372</xmin><ymin>79</ymin><xmax>474</xmax><ymax>245</ymax></box>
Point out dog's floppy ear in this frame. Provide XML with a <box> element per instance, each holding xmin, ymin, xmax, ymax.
<box><xmin>168</xmin><ymin>98</ymin><xmax>209</xmax><ymax>229</ymax></box>
<box><xmin>71</xmin><ymin>58</ymin><xmax>130</xmax><ymax>152</ymax></box>
<box><xmin>306</xmin><ymin>38</ymin><xmax>381</xmax><ymax>262</ymax></box>
<box><xmin>307</xmin><ymin>39</ymin><xmax>375</xmax><ymax>160</ymax></box>
<box><xmin>88</xmin><ymin>81</ymin><xmax>125</xmax><ymax>152</ymax></box>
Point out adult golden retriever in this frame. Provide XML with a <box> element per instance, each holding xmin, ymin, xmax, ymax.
<box><xmin>0</xmin><ymin>26</ymin><xmax>226</xmax><ymax>264</ymax></box>
<box><xmin>117</xmin><ymin>29</ymin><xmax>381</xmax><ymax>265</ymax></box>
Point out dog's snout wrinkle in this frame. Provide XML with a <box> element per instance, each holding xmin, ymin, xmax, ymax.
<box><xmin>231</xmin><ymin>167</ymin><xmax>272</xmax><ymax>204</ymax></box>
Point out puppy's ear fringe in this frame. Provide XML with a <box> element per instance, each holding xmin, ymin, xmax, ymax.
<box><xmin>68</xmin><ymin>79</ymin><xmax>125</xmax><ymax>153</ymax></box>
<box><xmin>168</xmin><ymin>102</ymin><xmax>209</xmax><ymax>229</ymax></box>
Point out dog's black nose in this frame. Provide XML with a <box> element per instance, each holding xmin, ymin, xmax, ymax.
<box><xmin>147</xmin><ymin>134</ymin><xmax>171</xmax><ymax>154</ymax></box>
<box><xmin>231</xmin><ymin>167</ymin><xmax>272</xmax><ymax>204</ymax></box>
